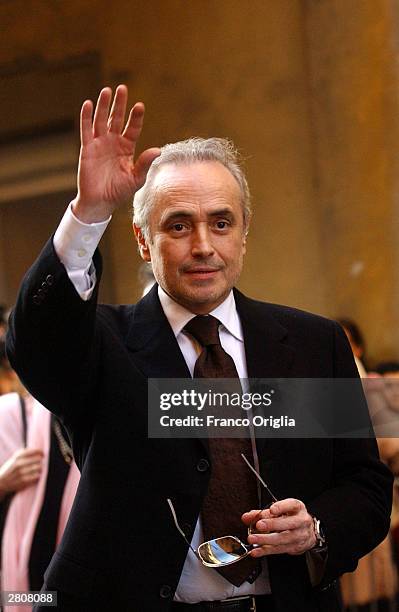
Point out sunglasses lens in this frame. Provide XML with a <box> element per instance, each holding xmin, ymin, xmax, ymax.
<box><xmin>198</xmin><ymin>536</ymin><xmax>248</xmax><ymax>566</ymax></box>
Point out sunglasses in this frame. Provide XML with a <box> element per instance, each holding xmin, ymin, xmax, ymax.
<box><xmin>167</xmin><ymin>453</ymin><xmax>278</xmax><ymax>568</ymax></box>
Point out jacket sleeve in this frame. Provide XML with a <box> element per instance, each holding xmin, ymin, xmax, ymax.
<box><xmin>6</xmin><ymin>237</ymin><xmax>103</xmax><ymax>432</ymax></box>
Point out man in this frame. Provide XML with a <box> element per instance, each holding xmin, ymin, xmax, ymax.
<box><xmin>6</xmin><ymin>85</ymin><xmax>392</xmax><ymax>612</ymax></box>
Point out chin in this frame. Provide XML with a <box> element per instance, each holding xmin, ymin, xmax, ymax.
<box><xmin>191</xmin><ymin>289</ymin><xmax>229</xmax><ymax>309</ymax></box>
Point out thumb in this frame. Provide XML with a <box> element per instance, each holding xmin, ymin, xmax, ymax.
<box><xmin>133</xmin><ymin>147</ymin><xmax>161</xmax><ymax>190</ymax></box>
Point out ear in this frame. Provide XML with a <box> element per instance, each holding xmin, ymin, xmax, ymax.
<box><xmin>133</xmin><ymin>223</ymin><xmax>151</xmax><ymax>261</ymax></box>
<box><xmin>242</xmin><ymin>232</ymin><xmax>247</xmax><ymax>255</ymax></box>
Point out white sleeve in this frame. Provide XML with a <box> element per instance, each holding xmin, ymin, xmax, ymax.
<box><xmin>53</xmin><ymin>203</ymin><xmax>111</xmax><ymax>301</ymax></box>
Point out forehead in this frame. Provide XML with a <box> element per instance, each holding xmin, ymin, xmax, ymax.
<box><xmin>150</xmin><ymin>161</ymin><xmax>242</xmax><ymax>210</ymax></box>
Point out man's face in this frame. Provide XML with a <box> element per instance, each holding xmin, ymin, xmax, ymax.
<box><xmin>134</xmin><ymin>161</ymin><xmax>247</xmax><ymax>314</ymax></box>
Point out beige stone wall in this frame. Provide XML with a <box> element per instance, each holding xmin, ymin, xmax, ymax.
<box><xmin>305</xmin><ymin>0</ymin><xmax>399</xmax><ymax>362</ymax></box>
<box><xmin>1</xmin><ymin>0</ymin><xmax>398</xmax><ymax>363</ymax></box>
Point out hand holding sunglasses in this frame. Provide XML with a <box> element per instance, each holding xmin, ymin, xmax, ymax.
<box><xmin>168</xmin><ymin>453</ymin><xmax>325</xmax><ymax>569</ymax></box>
<box><xmin>243</xmin><ymin>497</ymin><xmax>320</xmax><ymax>558</ymax></box>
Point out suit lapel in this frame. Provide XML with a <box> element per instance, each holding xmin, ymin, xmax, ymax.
<box><xmin>125</xmin><ymin>285</ymin><xmax>208</xmax><ymax>455</ymax></box>
<box><xmin>234</xmin><ymin>289</ymin><xmax>295</xmax><ymax>378</ymax></box>
<box><xmin>234</xmin><ymin>289</ymin><xmax>295</xmax><ymax>459</ymax></box>
<box><xmin>125</xmin><ymin>284</ymin><xmax>190</xmax><ymax>379</ymax></box>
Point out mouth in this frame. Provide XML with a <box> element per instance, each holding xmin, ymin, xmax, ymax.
<box><xmin>184</xmin><ymin>267</ymin><xmax>220</xmax><ymax>280</ymax></box>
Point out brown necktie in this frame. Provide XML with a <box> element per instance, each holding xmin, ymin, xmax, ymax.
<box><xmin>184</xmin><ymin>315</ymin><xmax>261</xmax><ymax>586</ymax></box>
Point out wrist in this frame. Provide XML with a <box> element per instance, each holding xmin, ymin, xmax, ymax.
<box><xmin>72</xmin><ymin>197</ymin><xmax>113</xmax><ymax>224</ymax></box>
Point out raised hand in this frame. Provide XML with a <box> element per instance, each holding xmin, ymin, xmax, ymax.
<box><xmin>72</xmin><ymin>85</ymin><xmax>161</xmax><ymax>223</ymax></box>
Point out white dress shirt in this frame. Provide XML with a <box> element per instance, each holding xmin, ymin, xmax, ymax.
<box><xmin>53</xmin><ymin>203</ymin><xmax>271</xmax><ymax>602</ymax></box>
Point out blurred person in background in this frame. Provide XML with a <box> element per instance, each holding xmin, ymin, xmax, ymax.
<box><xmin>137</xmin><ymin>261</ymin><xmax>156</xmax><ymax>296</ymax></box>
<box><xmin>0</xmin><ymin>341</ymin><xmax>25</xmax><ymax>396</ymax></box>
<box><xmin>375</xmin><ymin>362</ymin><xmax>399</xmax><ymax>381</ymax></box>
<box><xmin>0</xmin><ymin>379</ymin><xmax>80</xmax><ymax>612</ymax></box>
<box><xmin>339</xmin><ymin>329</ymin><xmax>399</xmax><ymax>611</ymax></box>
<box><xmin>371</xmin><ymin>362</ymin><xmax>399</xmax><ymax>437</ymax></box>
<box><xmin>0</xmin><ymin>306</ymin><xmax>8</xmax><ymax>342</ymax></box>
<box><xmin>337</xmin><ymin>318</ymin><xmax>367</xmax><ymax>377</ymax></box>
<box><xmin>375</xmin><ymin>361</ymin><xmax>399</xmax><ymax>581</ymax></box>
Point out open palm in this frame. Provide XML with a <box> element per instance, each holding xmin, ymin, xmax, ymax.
<box><xmin>74</xmin><ymin>85</ymin><xmax>160</xmax><ymax>223</ymax></box>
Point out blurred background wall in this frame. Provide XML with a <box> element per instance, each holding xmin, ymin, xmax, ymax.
<box><xmin>0</xmin><ymin>0</ymin><xmax>398</xmax><ymax>365</ymax></box>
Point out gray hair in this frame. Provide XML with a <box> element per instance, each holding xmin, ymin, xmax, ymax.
<box><xmin>133</xmin><ymin>137</ymin><xmax>252</xmax><ymax>240</ymax></box>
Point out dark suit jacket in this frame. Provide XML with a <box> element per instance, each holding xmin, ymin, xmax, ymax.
<box><xmin>6</xmin><ymin>239</ymin><xmax>393</xmax><ymax>612</ymax></box>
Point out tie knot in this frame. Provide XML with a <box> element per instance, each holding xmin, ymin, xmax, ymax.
<box><xmin>184</xmin><ymin>315</ymin><xmax>221</xmax><ymax>347</ymax></box>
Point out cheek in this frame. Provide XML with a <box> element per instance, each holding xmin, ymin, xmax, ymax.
<box><xmin>225</xmin><ymin>241</ymin><xmax>246</xmax><ymax>267</ymax></box>
<box><xmin>149</xmin><ymin>243</ymin><xmax>180</xmax><ymax>277</ymax></box>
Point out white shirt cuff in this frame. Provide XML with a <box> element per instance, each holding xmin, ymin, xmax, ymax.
<box><xmin>53</xmin><ymin>202</ymin><xmax>111</xmax><ymax>300</ymax></box>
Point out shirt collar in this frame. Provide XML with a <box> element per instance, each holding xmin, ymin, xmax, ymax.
<box><xmin>157</xmin><ymin>286</ymin><xmax>244</xmax><ymax>342</ymax></box>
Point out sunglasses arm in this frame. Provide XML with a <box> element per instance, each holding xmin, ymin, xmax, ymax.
<box><xmin>167</xmin><ymin>498</ymin><xmax>198</xmax><ymax>557</ymax></box>
<box><xmin>241</xmin><ymin>453</ymin><xmax>278</xmax><ymax>503</ymax></box>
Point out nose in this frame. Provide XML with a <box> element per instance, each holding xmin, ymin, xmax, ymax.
<box><xmin>191</xmin><ymin>224</ymin><xmax>215</xmax><ymax>258</ymax></box>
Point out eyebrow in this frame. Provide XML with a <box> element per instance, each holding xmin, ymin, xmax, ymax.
<box><xmin>161</xmin><ymin>208</ymin><xmax>235</xmax><ymax>225</ymax></box>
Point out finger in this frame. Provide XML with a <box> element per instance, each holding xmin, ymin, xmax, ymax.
<box><xmin>14</xmin><ymin>456</ymin><xmax>42</xmax><ymax>469</ymax></box>
<box><xmin>248</xmin><ymin>535</ymin><xmax>296</xmax><ymax>558</ymax></box>
<box><xmin>19</xmin><ymin>449</ymin><xmax>44</xmax><ymax>458</ymax></box>
<box><xmin>107</xmin><ymin>84</ymin><xmax>128</xmax><ymax>133</ymax></box>
<box><xmin>22</xmin><ymin>470</ymin><xmax>41</xmax><ymax>482</ymax></box>
<box><xmin>254</xmin><ymin>515</ymin><xmax>304</xmax><ymax>533</ymax></box>
<box><xmin>249</xmin><ymin>523</ymin><xmax>310</xmax><ymax>545</ymax></box>
<box><xmin>242</xmin><ymin>509</ymin><xmax>271</xmax><ymax>525</ymax></box>
<box><xmin>133</xmin><ymin>147</ymin><xmax>162</xmax><ymax>189</ymax></box>
<box><xmin>122</xmin><ymin>102</ymin><xmax>146</xmax><ymax>144</ymax></box>
<box><xmin>267</xmin><ymin>535</ymin><xmax>313</xmax><ymax>556</ymax></box>
<box><xmin>18</xmin><ymin>473</ymin><xmax>41</xmax><ymax>489</ymax></box>
<box><xmin>269</xmin><ymin>498</ymin><xmax>304</xmax><ymax>516</ymax></box>
<box><xmin>20</xmin><ymin>463</ymin><xmax>42</xmax><ymax>476</ymax></box>
<box><xmin>93</xmin><ymin>87</ymin><xmax>112</xmax><ymax>138</ymax></box>
<box><xmin>18</xmin><ymin>456</ymin><xmax>43</xmax><ymax>467</ymax></box>
<box><xmin>250</xmin><ymin>545</ymin><xmax>275</xmax><ymax>557</ymax></box>
<box><xmin>80</xmin><ymin>100</ymin><xmax>94</xmax><ymax>146</ymax></box>
<box><xmin>249</xmin><ymin>530</ymin><xmax>292</xmax><ymax>547</ymax></box>
<box><xmin>18</xmin><ymin>455</ymin><xmax>42</xmax><ymax>468</ymax></box>
<box><xmin>249</xmin><ymin>529</ymin><xmax>313</xmax><ymax>558</ymax></box>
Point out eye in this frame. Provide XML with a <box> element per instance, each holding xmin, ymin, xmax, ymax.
<box><xmin>167</xmin><ymin>220</ymin><xmax>191</xmax><ymax>235</ymax></box>
<box><xmin>215</xmin><ymin>220</ymin><xmax>230</xmax><ymax>230</ymax></box>
<box><xmin>172</xmin><ymin>223</ymin><xmax>186</xmax><ymax>232</ymax></box>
